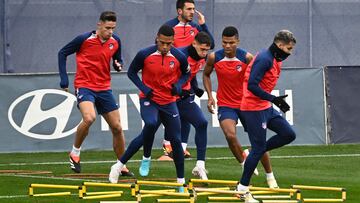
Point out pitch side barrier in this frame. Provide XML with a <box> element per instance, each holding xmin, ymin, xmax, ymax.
<box><xmin>0</xmin><ymin>67</ymin><xmax>326</xmax><ymax>152</ymax></box>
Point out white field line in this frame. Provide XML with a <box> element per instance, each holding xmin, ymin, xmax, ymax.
<box><xmin>0</xmin><ymin>153</ymin><xmax>360</xmax><ymax>167</ymax></box>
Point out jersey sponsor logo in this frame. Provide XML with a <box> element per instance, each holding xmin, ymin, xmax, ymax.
<box><xmin>8</xmin><ymin>89</ymin><xmax>80</xmax><ymax>140</ymax></box>
<box><xmin>169</xmin><ymin>61</ymin><xmax>175</xmax><ymax>69</ymax></box>
<box><xmin>172</xmin><ymin>113</ymin><xmax>179</xmax><ymax>118</ymax></box>
<box><xmin>236</xmin><ymin>65</ymin><xmax>242</xmax><ymax>72</ymax></box>
<box><xmin>109</xmin><ymin>43</ymin><xmax>114</xmax><ymax>50</ymax></box>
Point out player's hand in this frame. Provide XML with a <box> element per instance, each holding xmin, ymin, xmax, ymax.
<box><xmin>113</xmin><ymin>60</ymin><xmax>122</xmax><ymax>72</ymax></box>
<box><xmin>207</xmin><ymin>97</ymin><xmax>216</xmax><ymax>114</ymax></box>
<box><xmin>271</xmin><ymin>95</ymin><xmax>290</xmax><ymax>113</ymax></box>
<box><xmin>62</xmin><ymin>87</ymin><xmax>69</xmax><ymax>92</ymax></box>
<box><xmin>194</xmin><ymin>88</ymin><xmax>204</xmax><ymax>98</ymax></box>
<box><xmin>195</xmin><ymin>10</ymin><xmax>205</xmax><ymax>25</ymax></box>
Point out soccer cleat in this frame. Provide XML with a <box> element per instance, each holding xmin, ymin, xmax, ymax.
<box><xmin>243</xmin><ymin>192</ymin><xmax>259</xmax><ymax>203</ymax></box>
<box><xmin>121</xmin><ymin>166</ymin><xmax>134</xmax><ymax>177</ymax></box>
<box><xmin>192</xmin><ymin>166</ymin><xmax>208</xmax><ymax>180</ymax></box>
<box><xmin>139</xmin><ymin>159</ymin><xmax>151</xmax><ymax>177</ymax></box>
<box><xmin>178</xmin><ymin>186</ymin><xmax>185</xmax><ymax>193</ymax></box>
<box><xmin>267</xmin><ymin>177</ymin><xmax>279</xmax><ymax>188</ymax></box>
<box><xmin>243</xmin><ymin>149</ymin><xmax>259</xmax><ymax>176</ymax></box>
<box><xmin>184</xmin><ymin>149</ymin><xmax>191</xmax><ymax>158</ymax></box>
<box><xmin>69</xmin><ymin>153</ymin><xmax>81</xmax><ymax>173</ymax></box>
<box><xmin>163</xmin><ymin>143</ymin><xmax>173</xmax><ymax>155</ymax></box>
<box><xmin>109</xmin><ymin>163</ymin><xmax>122</xmax><ymax>183</ymax></box>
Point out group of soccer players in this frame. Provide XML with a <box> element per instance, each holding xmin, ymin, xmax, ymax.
<box><xmin>58</xmin><ymin>0</ymin><xmax>297</xmax><ymax>202</ymax></box>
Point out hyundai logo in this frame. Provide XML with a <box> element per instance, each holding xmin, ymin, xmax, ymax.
<box><xmin>8</xmin><ymin>89</ymin><xmax>80</xmax><ymax>140</ymax></box>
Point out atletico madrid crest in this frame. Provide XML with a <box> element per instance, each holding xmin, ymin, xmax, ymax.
<box><xmin>169</xmin><ymin>61</ymin><xmax>175</xmax><ymax>69</ymax></box>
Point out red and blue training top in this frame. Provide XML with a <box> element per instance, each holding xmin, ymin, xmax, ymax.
<box><xmin>179</xmin><ymin>45</ymin><xmax>206</xmax><ymax>91</ymax></box>
<box><xmin>214</xmin><ymin>48</ymin><xmax>248</xmax><ymax>109</ymax></box>
<box><xmin>241</xmin><ymin>49</ymin><xmax>281</xmax><ymax>111</ymax></box>
<box><xmin>164</xmin><ymin>17</ymin><xmax>214</xmax><ymax>49</ymax></box>
<box><xmin>58</xmin><ymin>31</ymin><xmax>122</xmax><ymax>91</ymax></box>
<box><xmin>127</xmin><ymin>45</ymin><xmax>190</xmax><ymax>105</ymax></box>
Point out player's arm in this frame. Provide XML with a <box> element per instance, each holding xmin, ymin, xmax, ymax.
<box><xmin>58</xmin><ymin>34</ymin><xmax>87</xmax><ymax>91</ymax></box>
<box><xmin>195</xmin><ymin>10</ymin><xmax>215</xmax><ymax>49</ymax></box>
<box><xmin>112</xmin><ymin>35</ymin><xmax>123</xmax><ymax>72</ymax></box>
<box><xmin>203</xmin><ymin>52</ymin><xmax>216</xmax><ymax>113</ymax></box>
<box><xmin>172</xmin><ymin>50</ymin><xmax>191</xmax><ymax>96</ymax></box>
<box><xmin>247</xmin><ymin>55</ymin><xmax>275</xmax><ymax>101</ymax></box>
<box><xmin>190</xmin><ymin>76</ymin><xmax>204</xmax><ymax>97</ymax></box>
<box><xmin>127</xmin><ymin>51</ymin><xmax>152</xmax><ymax>97</ymax></box>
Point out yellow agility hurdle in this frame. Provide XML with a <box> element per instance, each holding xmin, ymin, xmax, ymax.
<box><xmin>157</xmin><ymin>198</ymin><xmax>195</xmax><ymax>203</ymax></box>
<box><xmin>261</xmin><ymin>200</ymin><xmax>301</xmax><ymax>203</ymax></box>
<box><xmin>188</xmin><ymin>179</ymin><xmax>237</xmax><ymax>189</ymax></box>
<box><xmin>29</xmin><ymin>183</ymin><xmax>80</xmax><ymax>197</ymax></box>
<box><xmin>292</xmin><ymin>185</ymin><xmax>346</xmax><ymax>202</ymax></box>
<box><xmin>80</xmin><ymin>182</ymin><xmax>134</xmax><ymax>199</ymax></box>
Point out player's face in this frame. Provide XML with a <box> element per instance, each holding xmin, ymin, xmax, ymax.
<box><xmin>178</xmin><ymin>3</ymin><xmax>195</xmax><ymax>22</ymax></box>
<box><xmin>193</xmin><ymin>41</ymin><xmax>211</xmax><ymax>58</ymax></box>
<box><xmin>156</xmin><ymin>34</ymin><xmax>174</xmax><ymax>55</ymax></box>
<box><xmin>222</xmin><ymin>36</ymin><xmax>239</xmax><ymax>55</ymax></box>
<box><xmin>278</xmin><ymin>42</ymin><xmax>296</xmax><ymax>55</ymax></box>
<box><xmin>97</xmin><ymin>20</ymin><xmax>116</xmax><ymax>41</ymax></box>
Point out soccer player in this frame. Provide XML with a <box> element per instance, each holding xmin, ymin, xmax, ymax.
<box><xmin>109</xmin><ymin>25</ymin><xmax>190</xmax><ymax>189</ymax></box>
<box><xmin>136</xmin><ymin>32</ymin><xmax>212</xmax><ymax>180</ymax></box>
<box><xmin>236</xmin><ymin>30</ymin><xmax>297</xmax><ymax>203</ymax></box>
<box><xmin>58</xmin><ymin>11</ymin><xmax>133</xmax><ymax>176</ymax></box>
<box><xmin>162</xmin><ymin>0</ymin><xmax>214</xmax><ymax>159</ymax></box>
<box><xmin>203</xmin><ymin>26</ymin><xmax>278</xmax><ymax>188</ymax></box>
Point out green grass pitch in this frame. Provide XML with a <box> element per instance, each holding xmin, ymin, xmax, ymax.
<box><xmin>0</xmin><ymin>144</ymin><xmax>359</xmax><ymax>202</ymax></box>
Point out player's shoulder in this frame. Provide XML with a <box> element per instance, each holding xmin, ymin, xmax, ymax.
<box><xmin>255</xmin><ymin>49</ymin><xmax>273</xmax><ymax>62</ymax></box>
<box><xmin>75</xmin><ymin>31</ymin><xmax>93</xmax><ymax>41</ymax></box>
<box><xmin>164</xmin><ymin>17</ymin><xmax>179</xmax><ymax>27</ymax></box>
<box><xmin>178</xmin><ymin>46</ymin><xmax>190</xmax><ymax>58</ymax></box>
<box><xmin>170</xmin><ymin>47</ymin><xmax>187</xmax><ymax>61</ymax></box>
<box><xmin>236</xmin><ymin>48</ymin><xmax>248</xmax><ymax>62</ymax></box>
<box><xmin>138</xmin><ymin>45</ymin><xmax>158</xmax><ymax>58</ymax></box>
<box><xmin>189</xmin><ymin>21</ymin><xmax>199</xmax><ymax>28</ymax></box>
<box><xmin>111</xmin><ymin>34</ymin><xmax>121</xmax><ymax>42</ymax></box>
<box><xmin>214</xmin><ymin>49</ymin><xmax>225</xmax><ymax>63</ymax></box>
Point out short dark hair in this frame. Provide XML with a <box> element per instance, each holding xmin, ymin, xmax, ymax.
<box><xmin>157</xmin><ymin>24</ymin><xmax>175</xmax><ymax>37</ymax></box>
<box><xmin>222</xmin><ymin>26</ymin><xmax>239</xmax><ymax>39</ymax></box>
<box><xmin>176</xmin><ymin>0</ymin><xmax>195</xmax><ymax>10</ymax></box>
<box><xmin>99</xmin><ymin>11</ymin><xmax>117</xmax><ymax>22</ymax></box>
<box><xmin>274</xmin><ymin>30</ymin><xmax>296</xmax><ymax>44</ymax></box>
<box><xmin>195</xmin><ymin>32</ymin><xmax>212</xmax><ymax>46</ymax></box>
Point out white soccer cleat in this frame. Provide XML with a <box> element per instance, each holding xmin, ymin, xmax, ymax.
<box><xmin>109</xmin><ymin>163</ymin><xmax>122</xmax><ymax>183</ymax></box>
<box><xmin>192</xmin><ymin>165</ymin><xmax>208</xmax><ymax>180</ymax></box>
<box><xmin>243</xmin><ymin>149</ymin><xmax>259</xmax><ymax>176</ymax></box>
<box><xmin>267</xmin><ymin>177</ymin><xmax>279</xmax><ymax>188</ymax></box>
<box><xmin>243</xmin><ymin>192</ymin><xmax>259</xmax><ymax>203</ymax></box>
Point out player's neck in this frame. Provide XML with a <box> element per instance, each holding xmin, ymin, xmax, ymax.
<box><xmin>177</xmin><ymin>16</ymin><xmax>190</xmax><ymax>24</ymax></box>
<box><xmin>96</xmin><ymin>30</ymin><xmax>108</xmax><ymax>43</ymax></box>
<box><xmin>225</xmin><ymin>52</ymin><xmax>236</xmax><ymax>58</ymax></box>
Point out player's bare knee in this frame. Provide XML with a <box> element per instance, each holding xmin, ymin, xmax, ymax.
<box><xmin>82</xmin><ymin>114</ymin><xmax>96</xmax><ymax>125</ymax></box>
<box><xmin>224</xmin><ymin>131</ymin><xmax>237</xmax><ymax>142</ymax></box>
<box><xmin>111</xmin><ymin>124</ymin><xmax>123</xmax><ymax>135</ymax></box>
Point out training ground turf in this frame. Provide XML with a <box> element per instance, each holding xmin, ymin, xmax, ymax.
<box><xmin>0</xmin><ymin>145</ymin><xmax>359</xmax><ymax>202</ymax></box>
